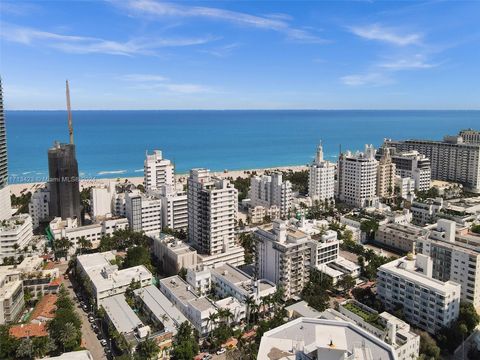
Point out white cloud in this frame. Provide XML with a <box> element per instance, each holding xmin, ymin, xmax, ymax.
<box><xmin>379</xmin><ymin>55</ymin><xmax>438</xmax><ymax>70</ymax></box>
<box><xmin>200</xmin><ymin>43</ymin><xmax>240</xmax><ymax>57</ymax></box>
<box><xmin>118</xmin><ymin>73</ymin><xmax>211</xmax><ymax>94</ymax></box>
<box><xmin>118</xmin><ymin>74</ymin><xmax>168</xmax><ymax>82</ymax></box>
<box><xmin>115</xmin><ymin>0</ymin><xmax>327</xmax><ymax>43</ymax></box>
<box><xmin>0</xmin><ymin>22</ymin><xmax>214</xmax><ymax>56</ymax></box>
<box><xmin>341</xmin><ymin>72</ymin><xmax>392</xmax><ymax>86</ymax></box>
<box><xmin>349</xmin><ymin>24</ymin><xmax>422</xmax><ymax>46</ymax></box>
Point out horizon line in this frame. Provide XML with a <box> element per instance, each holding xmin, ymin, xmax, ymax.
<box><xmin>5</xmin><ymin>108</ymin><xmax>480</xmax><ymax>111</ymax></box>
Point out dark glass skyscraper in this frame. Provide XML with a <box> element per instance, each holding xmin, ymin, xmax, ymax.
<box><xmin>48</xmin><ymin>142</ymin><xmax>82</xmax><ymax>223</ymax></box>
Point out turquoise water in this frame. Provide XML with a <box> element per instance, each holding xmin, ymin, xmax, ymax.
<box><xmin>5</xmin><ymin>110</ymin><xmax>480</xmax><ymax>183</ymax></box>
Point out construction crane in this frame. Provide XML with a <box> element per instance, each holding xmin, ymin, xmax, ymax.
<box><xmin>66</xmin><ymin>80</ymin><xmax>74</xmax><ymax>144</ymax></box>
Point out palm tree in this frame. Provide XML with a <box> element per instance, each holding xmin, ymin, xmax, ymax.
<box><xmin>77</xmin><ymin>236</ymin><xmax>92</xmax><ymax>255</ymax></box>
<box><xmin>245</xmin><ymin>296</ymin><xmax>255</xmax><ymax>326</ymax></box>
<box><xmin>207</xmin><ymin>312</ymin><xmax>218</xmax><ymax>332</ymax></box>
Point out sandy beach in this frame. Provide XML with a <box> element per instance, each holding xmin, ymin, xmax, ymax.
<box><xmin>8</xmin><ymin>165</ymin><xmax>308</xmax><ymax>197</ymax></box>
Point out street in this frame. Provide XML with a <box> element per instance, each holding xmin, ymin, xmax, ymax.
<box><xmin>58</xmin><ymin>262</ymin><xmax>107</xmax><ymax>360</ymax></box>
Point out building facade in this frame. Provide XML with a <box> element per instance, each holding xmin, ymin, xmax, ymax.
<box><xmin>249</xmin><ymin>172</ymin><xmax>293</xmax><ymax>218</ymax></box>
<box><xmin>144</xmin><ymin>150</ymin><xmax>175</xmax><ymax>192</ymax></box>
<box><xmin>308</xmin><ymin>143</ymin><xmax>335</xmax><ymax>202</ymax></box>
<box><xmin>385</xmin><ymin>136</ymin><xmax>480</xmax><ymax>193</ymax></box>
<box><xmin>188</xmin><ymin>169</ymin><xmax>237</xmax><ymax>255</ymax></box>
<box><xmin>336</xmin><ymin>145</ymin><xmax>379</xmax><ymax>208</ymax></box>
<box><xmin>48</xmin><ymin>142</ymin><xmax>82</xmax><ymax>224</ymax></box>
<box><xmin>0</xmin><ymin>79</ymin><xmax>11</xmax><ymax>221</ymax></box>
<box><xmin>29</xmin><ymin>188</ymin><xmax>51</xmax><ymax>229</ymax></box>
<box><xmin>377</xmin><ymin>254</ymin><xmax>461</xmax><ymax>334</ymax></box>
<box><xmin>125</xmin><ymin>190</ymin><xmax>162</xmax><ymax>236</ymax></box>
<box><xmin>376</xmin><ymin>148</ymin><xmax>396</xmax><ymax>199</ymax></box>
<box><xmin>0</xmin><ymin>214</ymin><xmax>33</xmax><ymax>261</ymax></box>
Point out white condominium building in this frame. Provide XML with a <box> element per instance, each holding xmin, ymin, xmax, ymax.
<box><xmin>249</xmin><ymin>172</ymin><xmax>292</xmax><ymax>218</ymax></box>
<box><xmin>395</xmin><ymin>175</ymin><xmax>415</xmax><ymax>201</ymax></box>
<box><xmin>90</xmin><ymin>182</ymin><xmax>116</xmax><ymax>220</ymax></box>
<box><xmin>376</xmin><ymin>148</ymin><xmax>396</xmax><ymax>199</ymax></box>
<box><xmin>254</xmin><ymin>220</ymin><xmax>314</xmax><ymax>300</ymax></box>
<box><xmin>144</xmin><ymin>150</ymin><xmax>175</xmax><ymax>191</ymax></box>
<box><xmin>76</xmin><ymin>251</ymin><xmax>152</xmax><ymax>305</ymax></box>
<box><xmin>377</xmin><ymin>147</ymin><xmax>431</xmax><ymax>192</ymax></box>
<box><xmin>377</xmin><ymin>254</ymin><xmax>460</xmax><ymax>334</ymax></box>
<box><xmin>257</xmin><ymin>318</ymin><xmax>397</xmax><ymax>360</ymax></box>
<box><xmin>29</xmin><ymin>187</ymin><xmax>50</xmax><ymax>229</ymax></box>
<box><xmin>385</xmin><ymin>135</ymin><xmax>480</xmax><ymax>193</ymax></box>
<box><xmin>308</xmin><ymin>143</ymin><xmax>335</xmax><ymax>202</ymax></box>
<box><xmin>336</xmin><ymin>144</ymin><xmax>379</xmax><ymax>208</ymax></box>
<box><xmin>410</xmin><ymin>198</ymin><xmax>443</xmax><ymax>225</ymax></box>
<box><xmin>152</xmin><ymin>234</ymin><xmax>197</xmax><ymax>276</ymax></box>
<box><xmin>459</xmin><ymin>129</ymin><xmax>480</xmax><ymax>144</ymax></box>
<box><xmin>322</xmin><ymin>300</ymin><xmax>420</xmax><ymax>360</ymax></box>
<box><xmin>0</xmin><ymin>214</ymin><xmax>33</xmax><ymax>261</ymax></box>
<box><xmin>158</xmin><ymin>185</ymin><xmax>188</xmax><ymax>231</ymax></box>
<box><xmin>49</xmin><ymin>216</ymin><xmax>128</xmax><ymax>252</ymax></box>
<box><xmin>417</xmin><ymin>219</ymin><xmax>480</xmax><ymax>311</ymax></box>
<box><xmin>0</xmin><ymin>271</ymin><xmax>24</xmax><ymax>325</ymax></box>
<box><xmin>188</xmin><ymin>169</ymin><xmax>237</xmax><ymax>256</ymax></box>
<box><xmin>125</xmin><ymin>190</ymin><xmax>162</xmax><ymax>236</ymax></box>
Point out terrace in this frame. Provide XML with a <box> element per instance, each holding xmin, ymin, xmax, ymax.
<box><xmin>342</xmin><ymin>301</ymin><xmax>385</xmax><ymax>331</ymax></box>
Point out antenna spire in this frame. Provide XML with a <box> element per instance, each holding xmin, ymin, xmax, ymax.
<box><xmin>66</xmin><ymin>80</ymin><xmax>74</xmax><ymax>144</ymax></box>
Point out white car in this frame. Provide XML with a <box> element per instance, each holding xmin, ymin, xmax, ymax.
<box><xmin>100</xmin><ymin>339</ymin><xmax>107</xmax><ymax>347</ymax></box>
<box><xmin>216</xmin><ymin>348</ymin><xmax>226</xmax><ymax>355</ymax></box>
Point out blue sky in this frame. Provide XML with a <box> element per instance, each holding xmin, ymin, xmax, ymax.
<box><xmin>1</xmin><ymin>0</ymin><xmax>479</xmax><ymax>110</ymax></box>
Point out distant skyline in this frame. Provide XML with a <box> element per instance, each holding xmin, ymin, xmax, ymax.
<box><xmin>1</xmin><ymin>0</ymin><xmax>479</xmax><ymax>110</ymax></box>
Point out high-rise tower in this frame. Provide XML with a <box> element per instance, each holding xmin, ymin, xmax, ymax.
<box><xmin>47</xmin><ymin>81</ymin><xmax>81</xmax><ymax>223</ymax></box>
<box><xmin>0</xmin><ymin>78</ymin><xmax>12</xmax><ymax>220</ymax></box>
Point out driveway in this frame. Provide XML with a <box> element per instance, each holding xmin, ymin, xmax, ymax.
<box><xmin>59</xmin><ymin>262</ymin><xmax>107</xmax><ymax>360</ymax></box>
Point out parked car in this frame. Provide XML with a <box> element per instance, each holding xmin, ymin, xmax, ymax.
<box><xmin>216</xmin><ymin>348</ymin><xmax>226</xmax><ymax>355</ymax></box>
<box><xmin>100</xmin><ymin>340</ymin><xmax>107</xmax><ymax>347</ymax></box>
<box><xmin>88</xmin><ymin>316</ymin><xmax>94</xmax><ymax>323</ymax></box>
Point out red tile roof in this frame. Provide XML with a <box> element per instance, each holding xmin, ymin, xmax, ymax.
<box><xmin>31</xmin><ymin>294</ymin><xmax>57</xmax><ymax>321</ymax></box>
<box><xmin>10</xmin><ymin>323</ymin><xmax>48</xmax><ymax>338</ymax></box>
<box><xmin>48</xmin><ymin>276</ymin><xmax>62</xmax><ymax>286</ymax></box>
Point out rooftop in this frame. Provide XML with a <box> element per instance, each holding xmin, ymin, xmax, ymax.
<box><xmin>100</xmin><ymin>294</ymin><xmax>143</xmax><ymax>334</ymax></box>
<box><xmin>10</xmin><ymin>323</ymin><xmax>48</xmax><ymax>338</ymax></box>
<box><xmin>134</xmin><ymin>285</ymin><xmax>188</xmax><ymax>334</ymax></box>
<box><xmin>31</xmin><ymin>294</ymin><xmax>57</xmax><ymax>321</ymax></box>
<box><xmin>257</xmin><ymin>318</ymin><xmax>396</xmax><ymax>360</ymax></box>
<box><xmin>160</xmin><ymin>275</ymin><xmax>197</xmax><ymax>306</ymax></box>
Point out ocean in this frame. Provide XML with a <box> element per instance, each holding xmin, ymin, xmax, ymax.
<box><xmin>5</xmin><ymin>110</ymin><xmax>480</xmax><ymax>184</ymax></box>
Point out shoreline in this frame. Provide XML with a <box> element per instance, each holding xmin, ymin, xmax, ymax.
<box><xmin>8</xmin><ymin>164</ymin><xmax>309</xmax><ymax>196</ymax></box>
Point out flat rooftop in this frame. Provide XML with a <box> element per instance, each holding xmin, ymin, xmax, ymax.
<box><xmin>160</xmin><ymin>276</ymin><xmax>197</xmax><ymax>306</ymax></box>
<box><xmin>100</xmin><ymin>294</ymin><xmax>143</xmax><ymax>334</ymax></box>
<box><xmin>134</xmin><ymin>285</ymin><xmax>188</xmax><ymax>334</ymax></box>
<box><xmin>211</xmin><ymin>263</ymin><xmax>251</xmax><ymax>285</ymax></box>
<box><xmin>258</xmin><ymin>318</ymin><xmax>396</xmax><ymax>360</ymax></box>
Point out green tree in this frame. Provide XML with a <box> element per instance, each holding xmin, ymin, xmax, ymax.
<box><xmin>135</xmin><ymin>337</ymin><xmax>159</xmax><ymax>360</ymax></box>
<box><xmin>123</xmin><ymin>246</ymin><xmax>152</xmax><ymax>271</ymax></box>
<box><xmin>0</xmin><ymin>325</ymin><xmax>19</xmax><ymax>359</ymax></box>
<box><xmin>337</xmin><ymin>275</ymin><xmax>356</xmax><ymax>293</ymax></box>
<box><xmin>171</xmin><ymin>322</ymin><xmax>200</xmax><ymax>360</ymax></box>
<box><xmin>418</xmin><ymin>331</ymin><xmax>441</xmax><ymax>360</ymax></box>
<box><xmin>16</xmin><ymin>338</ymin><xmax>34</xmax><ymax>359</ymax></box>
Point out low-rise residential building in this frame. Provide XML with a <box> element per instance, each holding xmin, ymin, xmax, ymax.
<box><xmin>0</xmin><ymin>213</ymin><xmax>33</xmax><ymax>261</ymax></box>
<box><xmin>321</xmin><ymin>300</ymin><xmax>420</xmax><ymax>360</ymax></box>
<box><xmin>375</xmin><ymin>223</ymin><xmax>429</xmax><ymax>253</ymax></box>
<box><xmin>257</xmin><ymin>317</ymin><xmax>397</xmax><ymax>360</ymax></box>
<box><xmin>186</xmin><ymin>267</ymin><xmax>211</xmax><ymax>296</ymax></box>
<box><xmin>210</xmin><ymin>263</ymin><xmax>276</xmax><ymax>303</ymax></box>
<box><xmin>45</xmin><ymin>350</ymin><xmax>94</xmax><ymax>360</ymax></box>
<box><xmin>76</xmin><ymin>251</ymin><xmax>152</xmax><ymax>305</ymax></box>
<box><xmin>134</xmin><ymin>285</ymin><xmax>188</xmax><ymax>336</ymax></box>
<box><xmin>248</xmin><ymin>205</ymin><xmax>281</xmax><ymax>224</ymax></box>
<box><xmin>377</xmin><ymin>254</ymin><xmax>461</xmax><ymax>334</ymax></box>
<box><xmin>9</xmin><ymin>322</ymin><xmax>48</xmax><ymax>339</ymax></box>
<box><xmin>49</xmin><ymin>216</ymin><xmax>128</xmax><ymax>252</ymax></box>
<box><xmin>100</xmin><ymin>294</ymin><xmax>151</xmax><ymax>344</ymax></box>
<box><xmin>159</xmin><ymin>275</ymin><xmax>218</xmax><ymax>335</ymax></box>
<box><xmin>152</xmin><ymin>234</ymin><xmax>197</xmax><ymax>276</ymax></box>
<box><xmin>410</xmin><ymin>198</ymin><xmax>443</xmax><ymax>225</ymax></box>
<box><xmin>0</xmin><ymin>271</ymin><xmax>24</xmax><ymax>324</ymax></box>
